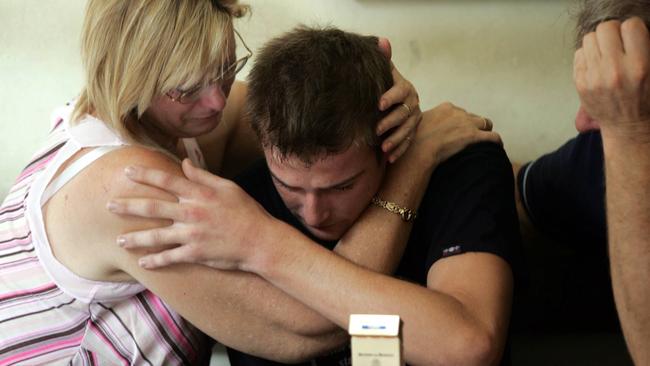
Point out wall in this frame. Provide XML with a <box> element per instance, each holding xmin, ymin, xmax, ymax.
<box><xmin>0</xmin><ymin>0</ymin><xmax>578</xmax><ymax>199</ymax></box>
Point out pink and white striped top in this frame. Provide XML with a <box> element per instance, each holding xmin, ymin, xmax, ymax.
<box><xmin>0</xmin><ymin>104</ymin><xmax>210</xmax><ymax>365</ymax></box>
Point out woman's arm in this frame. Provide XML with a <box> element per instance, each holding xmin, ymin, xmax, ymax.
<box><xmin>46</xmin><ymin>146</ymin><xmax>345</xmax><ymax>362</ymax></box>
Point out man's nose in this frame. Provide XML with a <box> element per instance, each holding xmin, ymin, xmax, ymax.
<box><xmin>301</xmin><ymin>193</ymin><xmax>330</xmax><ymax>227</ymax></box>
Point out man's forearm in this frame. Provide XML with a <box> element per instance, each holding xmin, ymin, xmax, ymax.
<box><xmin>253</xmin><ymin>232</ymin><xmax>510</xmax><ymax>366</ymax></box>
<box><xmin>602</xmin><ymin>132</ymin><xmax>650</xmax><ymax>365</ymax></box>
<box><xmin>231</xmin><ymin>149</ymin><xmax>435</xmax><ymax>356</ymax></box>
<box><xmin>337</xmin><ymin>104</ymin><xmax>500</xmax><ymax>272</ymax></box>
<box><xmin>335</xmin><ymin>147</ymin><xmax>433</xmax><ymax>272</ymax></box>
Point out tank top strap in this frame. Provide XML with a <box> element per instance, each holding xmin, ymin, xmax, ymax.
<box><xmin>41</xmin><ymin>145</ymin><xmax>122</xmax><ymax>204</ymax></box>
<box><xmin>67</xmin><ymin>115</ymin><xmax>126</xmax><ymax>148</ymax></box>
<box><xmin>181</xmin><ymin>138</ymin><xmax>208</xmax><ymax>169</ymax></box>
<box><xmin>25</xmin><ymin>112</ymin><xmax>145</xmax><ymax>304</ymax></box>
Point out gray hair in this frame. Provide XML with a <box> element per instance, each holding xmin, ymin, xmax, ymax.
<box><xmin>575</xmin><ymin>0</ymin><xmax>650</xmax><ymax>48</ymax></box>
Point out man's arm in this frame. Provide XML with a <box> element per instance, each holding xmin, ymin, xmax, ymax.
<box><xmin>251</xmin><ymin>227</ymin><xmax>512</xmax><ymax>366</ymax></box>
<box><xmin>574</xmin><ymin>17</ymin><xmax>650</xmax><ymax>364</ymax></box>
<box><xmin>512</xmin><ymin>162</ymin><xmax>540</xmax><ymax>242</ymax></box>
<box><xmin>335</xmin><ymin>104</ymin><xmax>502</xmax><ymax>273</ymax></box>
<box><xmin>602</xmin><ymin>136</ymin><xmax>650</xmax><ymax>365</ymax></box>
<box><xmin>110</xmin><ymin>102</ymin><xmax>500</xmax><ymax>337</ymax></box>
<box><xmin>242</xmin><ymin>143</ymin><xmax>515</xmax><ymax>365</ymax></box>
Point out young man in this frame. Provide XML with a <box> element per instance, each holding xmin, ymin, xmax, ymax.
<box><xmin>226</xmin><ymin>27</ymin><xmax>521</xmax><ymax>365</ymax></box>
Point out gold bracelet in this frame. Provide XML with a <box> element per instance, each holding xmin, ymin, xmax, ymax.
<box><xmin>371</xmin><ymin>196</ymin><xmax>418</xmax><ymax>222</ymax></box>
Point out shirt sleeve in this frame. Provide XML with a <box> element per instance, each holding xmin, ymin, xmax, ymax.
<box><xmin>516</xmin><ymin>131</ymin><xmax>606</xmax><ymax>247</ymax></box>
<box><xmin>413</xmin><ymin>142</ymin><xmax>522</xmax><ymax>274</ymax></box>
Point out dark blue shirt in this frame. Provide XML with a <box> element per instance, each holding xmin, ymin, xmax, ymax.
<box><xmin>230</xmin><ymin>142</ymin><xmax>521</xmax><ymax>366</ymax></box>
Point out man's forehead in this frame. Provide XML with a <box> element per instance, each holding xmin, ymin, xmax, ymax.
<box><xmin>264</xmin><ymin>145</ymin><xmax>381</xmax><ymax>187</ymax></box>
<box><xmin>264</xmin><ymin>147</ymin><xmax>319</xmax><ymax>169</ymax></box>
<box><xmin>263</xmin><ymin>144</ymin><xmax>375</xmax><ymax>169</ymax></box>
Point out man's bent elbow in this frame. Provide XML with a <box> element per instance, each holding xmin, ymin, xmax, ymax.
<box><xmin>459</xmin><ymin>328</ymin><xmax>502</xmax><ymax>366</ymax></box>
<box><xmin>429</xmin><ymin>328</ymin><xmax>502</xmax><ymax>366</ymax></box>
<box><xmin>271</xmin><ymin>330</ymin><xmax>349</xmax><ymax>363</ymax></box>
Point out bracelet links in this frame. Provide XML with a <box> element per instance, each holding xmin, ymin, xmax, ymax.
<box><xmin>371</xmin><ymin>196</ymin><xmax>418</xmax><ymax>222</ymax></box>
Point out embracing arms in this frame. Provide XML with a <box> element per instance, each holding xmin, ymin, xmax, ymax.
<box><xmin>113</xmin><ymin>139</ymin><xmax>514</xmax><ymax>365</ymax></box>
<box><xmin>105</xmin><ymin>103</ymin><xmax>499</xmax><ymax>360</ymax></box>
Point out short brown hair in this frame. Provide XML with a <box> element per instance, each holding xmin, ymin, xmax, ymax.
<box><xmin>246</xmin><ymin>26</ymin><xmax>393</xmax><ymax>163</ymax></box>
<box><xmin>574</xmin><ymin>0</ymin><xmax>650</xmax><ymax>48</ymax></box>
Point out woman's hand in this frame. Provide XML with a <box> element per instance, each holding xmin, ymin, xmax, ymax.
<box><xmin>376</xmin><ymin>38</ymin><xmax>423</xmax><ymax>163</ymax></box>
<box><xmin>410</xmin><ymin>102</ymin><xmax>502</xmax><ymax>168</ymax></box>
<box><xmin>107</xmin><ymin>159</ymin><xmax>274</xmax><ymax>270</ymax></box>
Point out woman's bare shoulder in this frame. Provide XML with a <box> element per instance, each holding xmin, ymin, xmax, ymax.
<box><xmin>43</xmin><ymin>146</ymin><xmax>183</xmax><ymax>282</ymax></box>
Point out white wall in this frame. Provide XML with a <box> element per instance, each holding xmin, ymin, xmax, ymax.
<box><xmin>1</xmin><ymin>0</ymin><xmax>578</xmax><ymax>199</ymax></box>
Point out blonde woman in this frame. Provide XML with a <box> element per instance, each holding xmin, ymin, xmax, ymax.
<box><xmin>0</xmin><ymin>0</ymin><xmax>496</xmax><ymax>364</ymax></box>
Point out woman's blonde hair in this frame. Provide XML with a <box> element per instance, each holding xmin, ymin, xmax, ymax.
<box><xmin>71</xmin><ymin>0</ymin><xmax>248</xmax><ymax>144</ymax></box>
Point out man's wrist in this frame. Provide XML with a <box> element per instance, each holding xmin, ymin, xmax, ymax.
<box><xmin>371</xmin><ymin>196</ymin><xmax>418</xmax><ymax>222</ymax></box>
<box><xmin>243</xmin><ymin>216</ymin><xmax>286</xmax><ymax>275</ymax></box>
<box><xmin>600</xmin><ymin>120</ymin><xmax>650</xmax><ymax>147</ymax></box>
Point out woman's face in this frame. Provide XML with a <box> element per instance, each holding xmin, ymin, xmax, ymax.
<box><xmin>142</xmin><ymin>78</ymin><xmax>233</xmax><ymax>140</ymax></box>
<box><xmin>141</xmin><ymin>31</ymin><xmax>237</xmax><ymax>140</ymax></box>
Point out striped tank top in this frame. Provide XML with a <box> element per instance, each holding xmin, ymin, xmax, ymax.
<box><xmin>0</xmin><ymin>104</ymin><xmax>211</xmax><ymax>365</ymax></box>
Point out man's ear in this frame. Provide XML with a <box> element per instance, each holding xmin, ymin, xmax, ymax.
<box><xmin>377</xmin><ymin>37</ymin><xmax>392</xmax><ymax>60</ymax></box>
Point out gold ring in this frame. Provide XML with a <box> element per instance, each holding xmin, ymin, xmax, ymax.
<box><xmin>481</xmin><ymin>117</ymin><xmax>492</xmax><ymax>130</ymax></box>
<box><xmin>400</xmin><ymin>103</ymin><xmax>412</xmax><ymax>117</ymax></box>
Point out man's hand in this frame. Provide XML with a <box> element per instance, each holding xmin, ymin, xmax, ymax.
<box><xmin>574</xmin><ymin>17</ymin><xmax>650</xmax><ymax>140</ymax></box>
<box><xmin>108</xmin><ymin>159</ymin><xmax>276</xmax><ymax>271</ymax></box>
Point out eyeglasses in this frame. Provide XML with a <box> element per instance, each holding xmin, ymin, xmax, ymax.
<box><xmin>166</xmin><ymin>29</ymin><xmax>252</xmax><ymax>104</ymax></box>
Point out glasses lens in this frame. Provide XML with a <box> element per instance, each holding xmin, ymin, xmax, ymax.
<box><xmin>178</xmin><ymin>88</ymin><xmax>202</xmax><ymax>104</ymax></box>
<box><xmin>168</xmin><ymin>31</ymin><xmax>251</xmax><ymax>104</ymax></box>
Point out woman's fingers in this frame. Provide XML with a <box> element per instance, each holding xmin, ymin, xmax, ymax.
<box><xmin>387</xmin><ymin>133</ymin><xmax>413</xmax><ymax>163</ymax></box>
<box><xmin>477</xmin><ymin>130</ymin><xmax>503</xmax><ymax>146</ymax></box>
<box><xmin>381</xmin><ymin>109</ymin><xmax>421</xmax><ymax>153</ymax></box>
<box><xmin>467</xmin><ymin>113</ymin><xmax>493</xmax><ymax>131</ymax></box>
<box><xmin>377</xmin><ymin>37</ymin><xmax>392</xmax><ymax>60</ymax></box>
<box><xmin>379</xmin><ymin>67</ymin><xmax>410</xmax><ymax>112</ymax></box>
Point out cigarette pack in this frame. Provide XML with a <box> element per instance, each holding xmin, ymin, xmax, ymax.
<box><xmin>348</xmin><ymin>314</ymin><xmax>402</xmax><ymax>366</ymax></box>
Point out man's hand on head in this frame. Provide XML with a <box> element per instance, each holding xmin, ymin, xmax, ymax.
<box><xmin>574</xmin><ymin>17</ymin><xmax>650</xmax><ymax>142</ymax></box>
